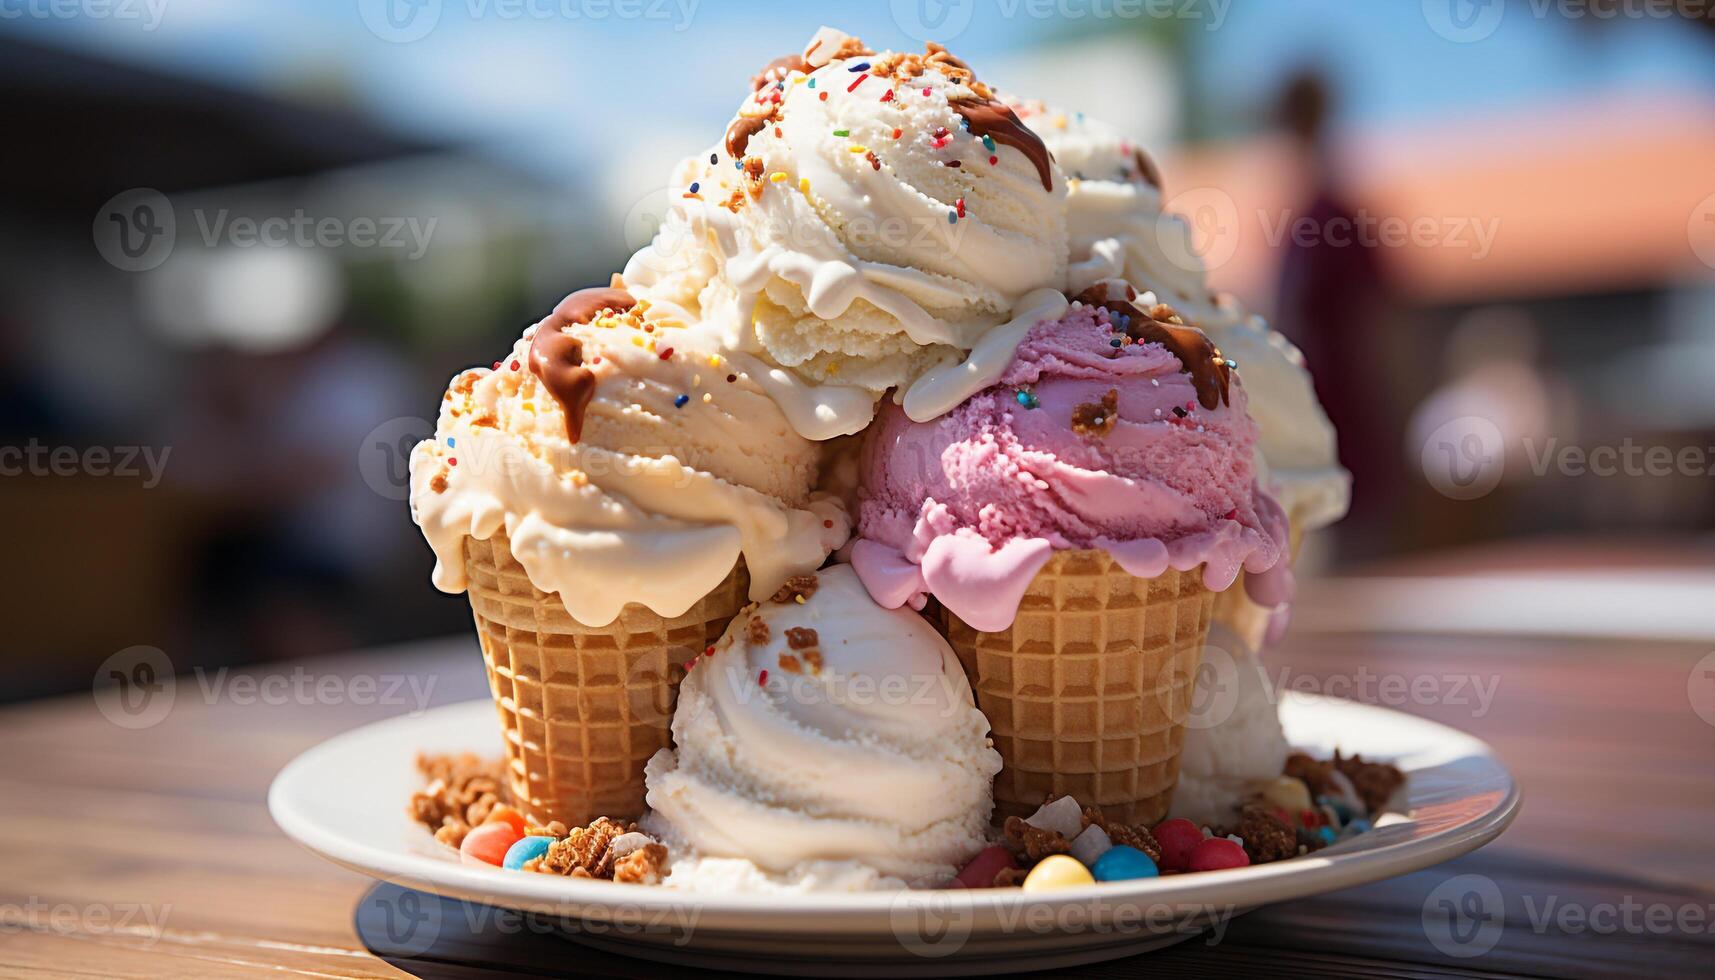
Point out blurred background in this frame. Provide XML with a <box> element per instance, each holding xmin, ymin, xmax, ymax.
<box><xmin>5</xmin><ymin>0</ymin><xmax>1715</xmax><ymax>701</ymax></box>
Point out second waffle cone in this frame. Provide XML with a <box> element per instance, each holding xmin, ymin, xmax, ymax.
<box><xmin>943</xmin><ymin>549</ymin><xmax>1214</xmax><ymax>826</ymax></box>
<box><xmin>462</xmin><ymin>530</ymin><xmax>748</xmax><ymax>827</ymax></box>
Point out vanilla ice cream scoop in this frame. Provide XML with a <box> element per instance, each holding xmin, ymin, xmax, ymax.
<box><xmin>1030</xmin><ymin>105</ymin><xmax>1350</xmax><ymax>529</ymax></box>
<box><xmin>643</xmin><ymin>564</ymin><xmax>1001</xmax><ymax>891</ymax></box>
<box><xmin>625</xmin><ymin>29</ymin><xmax>1068</xmax><ymax>440</ymax></box>
<box><xmin>1170</xmin><ymin>626</ymin><xmax>1291</xmax><ymax>826</ymax></box>
<box><xmin>408</xmin><ymin>286</ymin><xmax>847</xmax><ymax>627</ymax></box>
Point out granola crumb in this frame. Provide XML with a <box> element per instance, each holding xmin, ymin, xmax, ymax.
<box><xmin>784</xmin><ymin>627</ymin><xmax>819</xmax><ymax>650</ymax></box>
<box><xmin>801</xmin><ymin>649</ymin><xmax>824</xmax><ymax>674</ymax></box>
<box><xmin>429</xmin><ymin>473</ymin><xmax>449</xmax><ymax>494</ymax></box>
<box><xmin>992</xmin><ymin>866</ymin><xmax>1029</xmax><ymax>888</ymax></box>
<box><xmin>770</xmin><ymin>575</ymin><xmax>820</xmax><ymax>604</ymax></box>
<box><xmin>1334</xmin><ymin>751</ymin><xmax>1406</xmax><ymax>813</ymax></box>
<box><xmin>613</xmin><ymin>843</ymin><xmax>669</xmax><ymax>885</ymax></box>
<box><xmin>1071</xmin><ymin>389</ymin><xmax>1120</xmax><ymax>438</ymax></box>
<box><xmin>536</xmin><ymin>817</ymin><xmax>636</xmax><ymax>879</ymax></box>
<box><xmin>1002</xmin><ymin>815</ymin><xmax>1071</xmax><ymax>862</ymax></box>
<box><xmin>409</xmin><ymin>752</ymin><xmax>508</xmax><ymax>848</ymax></box>
<box><xmin>745</xmin><ymin>614</ymin><xmax>770</xmax><ymax>647</ymax></box>
<box><xmin>1220</xmin><ymin>805</ymin><xmax>1297</xmax><ymax>864</ymax></box>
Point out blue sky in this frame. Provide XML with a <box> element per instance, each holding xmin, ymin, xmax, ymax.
<box><xmin>8</xmin><ymin>0</ymin><xmax>1713</xmax><ymax>179</ymax></box>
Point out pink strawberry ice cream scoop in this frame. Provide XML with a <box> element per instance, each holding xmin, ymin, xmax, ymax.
<box><xmin>852</xmin><ymin>294</ymin><xmax>1290</xmax><ymax>631</ymax></box>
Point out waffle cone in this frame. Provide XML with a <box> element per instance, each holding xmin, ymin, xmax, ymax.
<box><xmin>943</xmin><ymin>550</ymin><xmax>1214</xmax><ymax>826</ymax></box>
<box><xmin>462</xmin><ymin>531</ymin><xmax>748</xmax><ymax>827</ymax></box>
<box><xmin>1211</xmin><ymin>514</ymin><xmax>1308</xmax><ymax>653</ymax></box>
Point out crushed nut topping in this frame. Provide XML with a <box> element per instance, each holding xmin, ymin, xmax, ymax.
<box><xmin>779</xmin><ymin>654</ymin><xmax>803</xmax><ymax>674</ymax></box>
<box><xmin>613</xmin><ymin>842</ymin><xmax>669</xmax><ymax>885</ymax></box>
<box><xmin>784</xmin><ymin>627</ymin><xmax>819</xmax><ymax>650</ymax></box>
<box><xmin>533</xmin><ymin>817</ymin><xmax>636</xmax><ymax>879</ymax></box>
<box><xmin>408</xmin><ymin>753</ymin><xmax>507</xmax><ymax>849</ymax></box>
<box><xmin>1071</xmin><ymin>389</ymin><xmax>1120</xmax><ymax>438</ymax></box>
<box><xmin>801</xmin><ymin>649</ymin><xmax>824</xmax><ymax>674</ymax></box>
<box><xmin>1002</xmin><ymin>815</ymin><xmax>1070</xmax><ymax>862</ymax></box>
<box><xmin>771</xmin><ymin>575</ymin><xmax>820</xmax><ymax>603</ymax></box>
<box><xmin>745</xmin><ymin>615</ymin><xmax>770</xmax><ymax>647</ymax></box>
<box><xmin>1218</xmin><ymin>805</ymin><xmax>1297</xmax><ymax>864</ymax></box>
<box><xmin>1078</xmin><ymin>803</ymin><xmax>1162</xmax><ymax>862</ymax></box>
<box><xmin>430</xmin><ymin>473</ymin><xmax>448</xmax><ymax>494</ymax></box>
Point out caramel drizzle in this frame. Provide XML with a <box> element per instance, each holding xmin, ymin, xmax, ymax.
<box><xmin>949</xmin><ymin>97</ymin><xmax>1054</xmax><ymax>192</ymax></box>
<box><xmin>528</xmin><ymin>286</ymin><xmax>634</xmax><ymax>443</ymax></box>
<box><xmin>724</xmin><ymin>114</ymin><xmax>771</xmax><ymax>159</ymax></box>
<box><xmin>1073</xmin><ymin>285</ymin><xmax>1230</xmax><ymax>410</ymax></box>
<box><xmin>750</xmin><ymin>53</ymin><xmax>810</xmax><ymax>92</ymax></box>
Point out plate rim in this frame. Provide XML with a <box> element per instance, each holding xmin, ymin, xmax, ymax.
<box><xmin>269</xmin><ymin>694</ymin><xmax>1520</xmax><ymax>925</ymax></box>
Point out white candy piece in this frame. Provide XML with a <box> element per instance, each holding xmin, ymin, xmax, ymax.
<box><xmin>803</xmin><ymin>26</ymin><xmax>853</xmax><ymax>67</ymax></box>
<box><xmin>1068</xmin><ymin>825</ymin><xmax>1114</xmax><ymax>866</ymax></box>
<box><xmin>608</xmin><ymin>832</ymin><xmax>656</xmax><ymax>860</ymax></box>
<box><xmin>1025</xmin><ymin>796</ymin><xmax>1085</xmax><ymax>839</ymax></box>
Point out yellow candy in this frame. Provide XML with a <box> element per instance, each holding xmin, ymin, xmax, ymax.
<box><xmin>1021</xmin><ymin>855</ymin><xmax>1093</xmax><ymax>892</ymax></box>
<box><xmin>1259</xmin><ymin>775</ymin><xmax>1313</xmax><ymax>815</ymax></box>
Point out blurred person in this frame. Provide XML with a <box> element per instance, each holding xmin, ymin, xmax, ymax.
<box><xmin>1405</xmin><ymin>307</ymin><xmax>1577</xmax><ymax>547</ymax></box>
<box><xmin>1269</xmin><ymin>70</ymin><xmax>1396</xmax><ymax>558</ymax></box>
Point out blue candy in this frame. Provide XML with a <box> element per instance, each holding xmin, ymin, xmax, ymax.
<box><xmin>502</xmin><ymin>834</ymin><xmax>553</xmax><ymax>870</ymax></box>
<box><xmin>1091</xmin><ymin>845</ymin><xmax>1159</xmax><ymax>882</ymax></box>
<box><xmin>1316</xmin><ymin>826</ymin><xmax>1337</xmax><ymax>846</ymax></box>
<box><xmin>1346</xmin><ymin>818</ymin><xmax>1373</xmax><ymax>835</ymax></box>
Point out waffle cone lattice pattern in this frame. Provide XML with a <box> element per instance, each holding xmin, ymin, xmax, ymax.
<box><xmin>463</xmin><ymin>531</ymin><xmax>747</xmax><ymax>827</ymax></box>
<box><xmin>944</xmin><ymin>550</ymin><xmax>1213</xmax><ymax>826</ymax></box>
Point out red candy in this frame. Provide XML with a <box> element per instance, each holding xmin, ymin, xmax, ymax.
<box><xmin>1153</xmin><ymin>818</ymin><xmax>1205</xmax><ymax>872</ymax></box>
<box><xmin>460</xmin><ymin>821</ymin><xmax>522</xmax><ymax>867</ymax></box>
<box><xmin>951</xmin><ymin>845</ymin><xmax>1018</xmax><ymax>888</ymax></box>
<box><xmin>1188</xmin><ymin>837</ymin><xmax>1251</xmax><ymax>872</ymax></box>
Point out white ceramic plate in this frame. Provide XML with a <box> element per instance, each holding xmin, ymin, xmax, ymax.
<box><xmin>270</xmin><ymin>695</ymin><xmax>1518</xmax><ymax>976</ymax></box>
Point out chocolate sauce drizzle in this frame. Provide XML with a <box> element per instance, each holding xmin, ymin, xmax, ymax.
<box><xmin>528</xmin><ymin>287</ymin><xmax>634</xmax><ymax>443</ymax></box>
<box><xmin>1133</xmin><ymin>149</ymin><xmax>1163</xmax><ymax>190</ymax></box>
<box><xmin>949</xmin><ymin>97</ymin><xmax>1054</xmax><ymax>192</ymax></box>
<box><xmin>1073</xmin><ymin>284</ymin><xmax>1231</xmax><ymax>410</ymax></box>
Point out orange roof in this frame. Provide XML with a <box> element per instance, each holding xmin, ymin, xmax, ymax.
<box><xmin>1164</xmin><ymin>94</ymin><xmax>1715</xmax><ymax>306</ymax></box>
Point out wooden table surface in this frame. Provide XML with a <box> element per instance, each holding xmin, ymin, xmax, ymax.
<box><xmin>4</xmin><ymin>552</ymin><xmax>1714</xmax><ymax>977</ymax></box>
